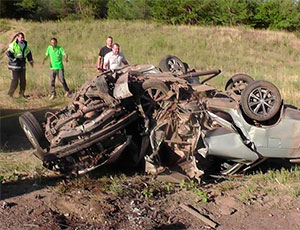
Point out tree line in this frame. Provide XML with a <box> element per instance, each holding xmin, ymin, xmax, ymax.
<box><xmin>1</xmin><ymin>0</ymin><xmax>300</xmax><ymax>31</ymax></box>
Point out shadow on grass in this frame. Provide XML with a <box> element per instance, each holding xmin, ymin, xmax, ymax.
<box><xmin>0</xmin><ymin>174</ymin><xmax>63</xmax><ymax>200</ymax></box>
<box><xmin>201</xmin><ymin>157</ymin><xmax>299</xmax><ymax>184</ymax></box>
<box><xmin>0</xmin><ymin>159</ymin><xmax>147</xmax><ymax>201</ymax></box>
<box><xmin>247</xmin><ymin>158</ymin><xmax>297</xmax><ymax>174</ymax></box>
<box><xmin>0</xmin><ymin>108</ymin><xmax>56</xmax><ymax>152</ymax></box>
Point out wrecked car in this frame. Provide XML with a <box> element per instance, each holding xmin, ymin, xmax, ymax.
<box><xmin>19</xmin><ymin>56</ymin><xmax>300</xmax><ymax>180</ymax></box>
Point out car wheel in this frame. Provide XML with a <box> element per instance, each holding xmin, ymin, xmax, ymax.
<box><xmin>241</xmin><ymin>80</ymin><xmax>282</xmax><ymax>121</ymax></box>
<box><xmin>141</xmin><ymin>79</ymin><xmax>169</xmax><ymax>116</ymax></box>
<box><xmin>225</xmin><ymin>74</ymin><xmax>254</xmax><ymax>95</ymax></box>
<box><xmin>159</xmin><ymin>55</ymin><xmax>187</xmax><ymax>75</ymax></box>
<box><xmin>19</xmin><ymin>112</ymin><xmax>49</xmax><ymax>159</ymax></box>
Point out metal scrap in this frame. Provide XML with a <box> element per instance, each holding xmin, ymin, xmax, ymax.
<box><xmin>179</xmin><ymin>203</ymin><xmax>218</xmax><ymax>228</ymax></box>
<box><xmin>20</xmin><ymin>57</ymin><xmax>300</xmax><ymax>180</ymax></box>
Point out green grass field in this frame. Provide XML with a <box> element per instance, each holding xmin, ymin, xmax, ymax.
<box><xmin>1</xmin><ymin>19</ymin><xmax>300</xmax><ymax>193</ymax></box>
<box><xmin>1</xmin><ymin>19</ymin><xmax>300</xmax><ymax>109</ymax></box>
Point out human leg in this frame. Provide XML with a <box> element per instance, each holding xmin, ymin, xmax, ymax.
<box><xmin>50</xmin><ymin>70</ymin><xmax>57</xmax><ymax>96</ymax></box>
<box><xmin>57</xmin><ymin>69</ymin><xmax>71</xmax><ymax>97</ymax></box>
<box><xmin>57</xmin><ymin>69</ymin><xmax>70</xmax><ymax>93</ymax></box>
<box><xmin>8</xmin><ymin>70</ymin><xmax>20</xmax><ymax>97</ymax></box>
<box><xmin>19</xmin><ymin>69</ymin><xmax>26</xmax><ymax>97</ymax></box>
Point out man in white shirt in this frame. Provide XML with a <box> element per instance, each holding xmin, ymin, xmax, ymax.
<box><xmin>103</xmin><ymin>43</ymin><xmax>128</xmax><ymax>71</ymax></box>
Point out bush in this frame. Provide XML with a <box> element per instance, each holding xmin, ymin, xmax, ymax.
<box><xmin>107</xmin><ymin>0</ymin><xmax>152</xmax><ymax>20</ymax></box>
<box><xmin>253</xmin><ymin>0</ymin><xmax>300</xmax><ymax>31</ymax></box>
<box><xmin>1</xmin><ymin>0</ymin><xmax>300</xmax><ymax>31</ymax></box>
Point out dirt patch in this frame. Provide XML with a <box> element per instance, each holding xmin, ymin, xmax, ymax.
<box><xmin>1</xmin><ymin>110</ymin><xmax>300</xmax><ymax>229</ymax></box>
<box><xmin>1</xmin><ymin>170</ymin><xmax>300</xmax><ymax>230</ymax></box>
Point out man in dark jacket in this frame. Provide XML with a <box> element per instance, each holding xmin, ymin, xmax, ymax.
<box><xmin>6</xmin><ymin>32</ymin><xmax>34</xmax><ymax>97</ymax></box>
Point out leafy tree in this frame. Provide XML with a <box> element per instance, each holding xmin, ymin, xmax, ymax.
<box><xmin>253</xmin><ymin>0</ymin><xmax>300</xmax><ymax>30</ymax></box>
<box><xmin>0</xmin><ymin>0</ymin><xmax>27</xmax><ymax>19</ymax></box>
<box><xmin>211</xmin><ymin>0</ymin><xmax>252</xmax><ymax>26</ymax></box>
<box><xmin>72</xmin><ymin>0</ymin><xmax>108</xmax><ymax>19</ymax></box>
<box><xmin>150</xmin><ymin>0</ymin><xmax>183</xmax><ymax>24</ymax></box>
<box><xmin>107</xmin><ymin>0</ymin><xmax>152</xmax><ymax>20</ymax></box>
<box><xmin>0</xmin><ymin>0</ymin><xmax>18</xmax><ymax>18</ymax></box>
<box><xmin>1</xmin><ymin>0</ymin><xmax>300</xmax><ymax>31</ymax></box>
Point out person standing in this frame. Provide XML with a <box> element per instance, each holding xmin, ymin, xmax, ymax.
<box><xmin>43</xmin><ymin>37</ymin><xmax>70</xmax><ymax>99</ymax></box>
<box><xmin>103</xmin><ymin>43</ymin><xmax>128</xmax><ymax>71</ymax></box>
<box><xmin>96</xmin><ymin>36</ymin><xmax>113</xmax><ymax>72</ymax></box>
<box><xmin>6</xmin><ymin>32</ymin><xmax>34</xmax><ymax>98</ymax></box>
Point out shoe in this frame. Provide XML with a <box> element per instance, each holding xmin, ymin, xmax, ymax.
<box><xmin>19</xmin><ymin>94</ymin><xmax>29</xmax><ymax>98</ymax></box>
<box><xmin>49</xmin><ymin>94</ymin><xmax>56</xmax><ymax>100</ymax></box>
<box><xmin>64</xmin><ymin>91</ymin><xmax>72</xmax><ymax>97</ymax></box>
<box><xmin>19</xmin><ymin>91</ymin><xmax>25</xmax><ymax>98</ymax></box>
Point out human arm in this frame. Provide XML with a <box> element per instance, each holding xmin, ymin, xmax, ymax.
<box><xmin>121</xmin><ymin>53</ymin><xmax>128</xmax><ymax>65</ymax></box>
<box><xmin>103</xmin><ymin>60</ymin><xmax>109</xmax><ymax>70</ymax></box>
<box><xmin>103</xmin><ymin>53</ymin><xmax>110</xmax><ymax>70</ymax></box>
<box><xmin>97</xmin><ymin>47</ymin><xmax>107</xmax><ymax>72</ymax></box>
<box><xmin>42</xmin><ymin>56</ymin><xmax>48</xmax><ymax>65</ymax></box>
<box><xmin>60</xmin><ymin>47</ymin><xmax>68</xmax><ymax>63</ymax></box>
<box><xmin>6</xmin><ymin>44</ymin><xmax>17</xmax><ymax>62</ymax></box>
<box><xmin>64</xmin><ymin>54</ymin><xmax>68</xmax><ymax>63</ymax></box>
<box><xmin>97</xmin><ymin>55</ymin><xmax>102</xmax><ymax>72</ymax></box>
<box><xmin>42</xmin><ymin>46</ymin><xmax>49</xmax><ymax>65</ymax></box>
<box><xmin>27</xmin><ymin>51</ymin><xmax>34</xmax><ymax>67</ymax></box>
<box><xmin>6</xmin><ymin>50</ymin><xmax>15</xmax><ymax>60</ymax></box>
<box><xmin>29</xmin><ymin>61</ymin><xmax>34</xmax><ymax>67</ymax></box>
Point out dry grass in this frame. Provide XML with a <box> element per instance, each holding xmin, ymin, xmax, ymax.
<box><xmin>0</xmin><ymin>150</ymin><xmax>46</xmax><ymax>181</ymax></box>
<box><xmin>1</xmin><ymin>19</ymin><xmax>300</xmax><ymax>110</ymax></box>
<box><xmin>1</xmin><ymin>20</ymin><xmax>300</xmax><ymax>200</ymax></box>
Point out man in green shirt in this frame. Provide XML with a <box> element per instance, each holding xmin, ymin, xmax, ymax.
<box><xmin>43</xmin><ymin>37</ymin><xmax>70</xmax><ymax>99</ymax></box>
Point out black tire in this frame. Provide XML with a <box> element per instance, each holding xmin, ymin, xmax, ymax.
<box><xmin>159</xmin><ymin>55</ymin><xmax>187</xmax><ymax>75</ymax></box>
<box><xmin>241</xmin><ymin>80</ymin><xmax>282</xmax><ymax>121</ymax></box>
<box><xmin>225</xmin><ymin>74</ymin><xmax>254</xmax><ymax>95</ymax></box>
<box><xmin>19</xmin><ymin>112</ymin><xmax>49</xmax><ymax>159</ymax></box>
<box><xmin>141</xmin><ymin>79</ymin><xmax>169</xmax><ymax>116</ymax></box>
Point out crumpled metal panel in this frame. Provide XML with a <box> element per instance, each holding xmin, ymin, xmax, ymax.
<box><xmin>205</xmin><ymin>127</ymin><xmax>259</xmax><ymax>162</ymax></box>
<box><xmin>113</xmin><ymin>72</ymin><xmax>133</xmax><ymax>99</ymax></box>
<box><xmin>225</xmin><ymin>106</ymin><xmax>300</xmax><ymax>158</ymax></box>
<box><xmin>26</xmin><ymin>61</ymin><xmax>300</xmax><ymax>178</ymax></box>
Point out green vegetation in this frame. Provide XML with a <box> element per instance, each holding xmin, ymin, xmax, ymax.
<box><xmin>1</xmin><ymin>19</ymin><xmax>300</xmax><ymax>203</ymax></box>
<box><xmin>1</xmin><ymin>19</ymin><xmax>300</xmax><ymax>110</ymax></box>
<box><xmin>218</xmin><ymin>166</ymin><xmax>300</xmax><ymax>204</ymax></box>
<box><xmin>2</xmin><ymin>0</ymin><xmax>300</xmax><ymax>31</ymax></box>
<box><xmin>180</xmin><ymin>180</ymin><xmax>208</xmax><ymax>202</ymax></box>
<box><xmin>216</xmin><ymin>180</ymin><xmax>236</xmax><ymax>194</ymax></box>
<box><xmin>54</xmin><ymin>172</ymin><xmax>208</xmax><ymax>203</ymax></box>
<box><xmin>0</xmin><ymin>151</ymin><xmax>46</xmax><ymax>182</ymax></box>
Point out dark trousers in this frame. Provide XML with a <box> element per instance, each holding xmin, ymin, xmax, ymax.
<box><xmin>8</xmin><ymin>69</ymin><xmax>26</xmax><ymax>96</ymax></box>
<box><xmin>50</xmin><ymin>69</ymin><xmax>69</xmax><ymax>95</ymax></box>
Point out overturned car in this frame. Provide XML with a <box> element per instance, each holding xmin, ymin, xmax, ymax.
<box><xmin>20</xmin><ymin>56</ymin><xmax>300</xmax><ymax>180</ymax></box>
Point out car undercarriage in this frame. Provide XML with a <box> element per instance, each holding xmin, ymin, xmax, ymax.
<box><xmin>20</xmin><ymin>56</ymin><xmax>300</xmax><ymax>181</ymax></box>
